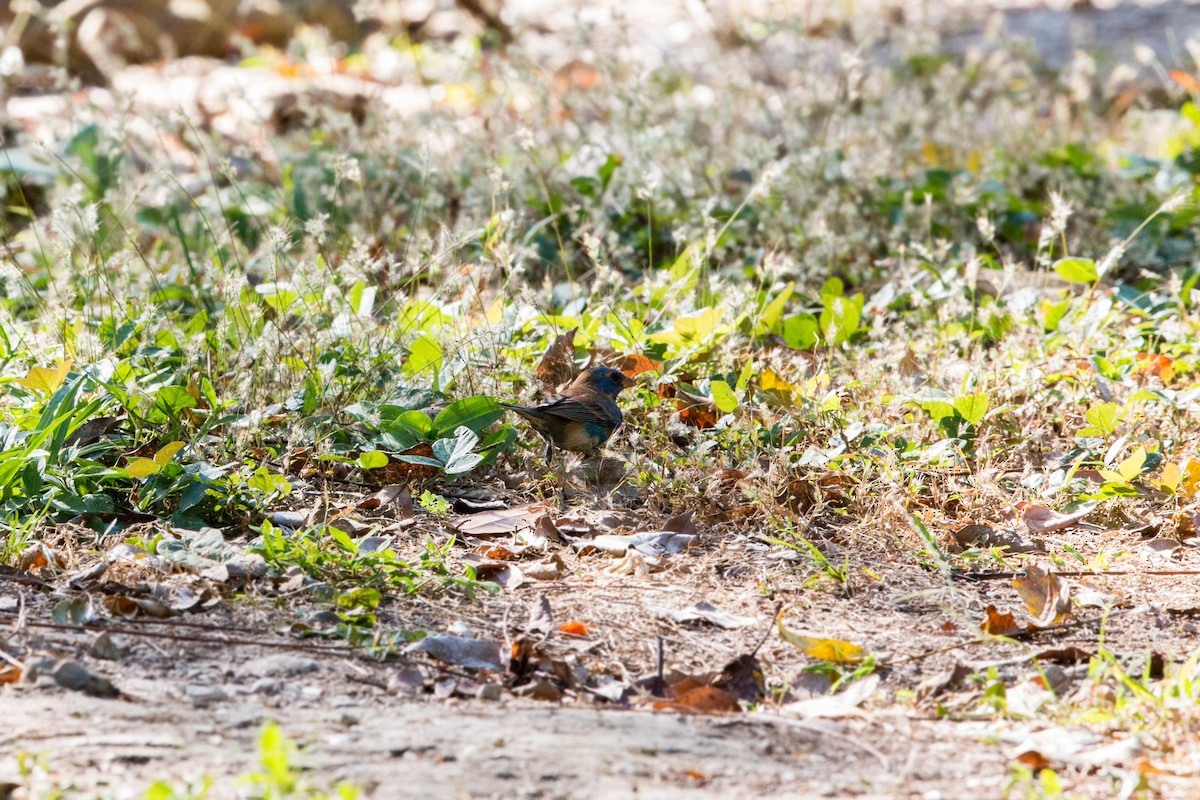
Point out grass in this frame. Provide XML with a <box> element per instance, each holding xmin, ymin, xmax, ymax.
<box><xmin>3</xmin><ymin>6</ymin><xmax>1200</xmax><ymax>797</ymax></box>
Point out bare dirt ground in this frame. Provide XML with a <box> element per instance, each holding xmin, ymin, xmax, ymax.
<box><xmin>5</xmin><ymin>499</ymin><xmax>1200</xmax><ymax>798</ymax></box>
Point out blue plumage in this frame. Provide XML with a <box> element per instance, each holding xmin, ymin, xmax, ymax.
<box><xmin>501</xmin><ymin>366</ymin><xmax>630</xmax><ymax>464</ymax></box>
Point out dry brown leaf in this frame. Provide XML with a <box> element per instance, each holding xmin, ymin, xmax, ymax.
<box><xmin>1022</xmin><ymin>502</ymin><xmax>1096</xmax><ymax>533</ymax></box>
<box><xmin>952</xmin><ymin>524</ymin><xmax>1045</xmax><ymax>553</ymax></box>
<box><xmin>472</xmin><ymin>562</ymin><xmax>524</xmax><ymax>590</ymax></box>
<box><xmin>654</xmin><ymin>686</ymin><xmax>741</xmax><ymax>714</ymax></box>
<box><xmin>980</xmin><ymin>604</ymin><xmax>1021</xmax><ymax>635</ymax></box>
<box><xmin>675</xmin><ymin>388</ymin><xmax>719</xmax><ymax>429</ymax></box>
<box><xmin>367</xmin><ymin>444</ymin><xmax>440</xmax><ymax>483</ymax></box>
<box><xmin>406</xmin><ymin>635</ymin><xmax>505</xmax><ymax>671</ymax></box>
<box><xmin>914</xmin><ymin>662</ymin><xmax>973</xmax><ymax>704</ymax></box>
<box><xmin>450</xmin><ymin>504</ymin><xmax>549</xmax><ymax>538</ymax></box>
<box><xmin>536</xmin><ymin>328</ymin><xmax>577</xmax><ymax>389</ymax></box>
<box><xmin>358</xmin><ymin>484</ymin><xmax>413</xmax><ymax>519</ymax></box>
<box><xmin>1013</xmin><ymin>565</ymin><xmax>1072</xmax><ymax>626</ymax></box>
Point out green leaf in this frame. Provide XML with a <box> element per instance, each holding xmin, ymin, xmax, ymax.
<box><xmin>1081</xmin><ymin>402</ymin><xmax>1124</xmax><ymax>437</ymax></box>
<box><xmin>1053</xmin><ymin>258</ymin><xmax>1098</xmax><ymax>284</ymax></box>
<box><xmin>405</xmin><ymin>333</ymin><xmax>444</xmax><ymax>378</ymax></box>
<box><xmin>953</xmin><ymin>392</ymin><xmax>989</xmax><ymax>426</ymax></box>
<box><xmin>358</xmin><ymin>450</ymin><xmax>390</xmax><ymax>470</ymax></box>
<box><xmin>153</xmin><ymin>386</ymin><xmax>197</xmax><ymax>420</ymax></box>
<box><xmin>337</xmin><ymin>587</ymin><xmax>381</xmax><ymax>609</ymax></box>
<box><xmin>397</xmin><ymin>454</ymin><xmax>443</xmax><ymax>468</ymax></box>
<box><xmin>819</xmin><ymin>296</ymin><xmax>861</xmax><ymax>346</ymax></box>
<box><xmin>246</xmin><ymin>468</ymin><xmax>291</xmax><ymax>496</ymax></box>
<box><xmin>782</xmin><ymin>314</ymin><xmax>819</xmax><ymax>350</ymax></box>
<box><xmin>759</xmin><ymin>282</ymin><xmax>794</xmax><ymax>334</ymax></box>
<box><xmin>255</xmin><ymin>282</ymin><xmax>301</xmax><ymax>313</ymax></box>
<box><xmin>710</xmin><ymin>380</ymin><xmax>737</xmax><ymax>413</ymax></box>
<box><xmin>735</xmin><ymin>358</ymin><xmax>754</xmax><ymax>391</ymax></box>
<box><xmin>433</xmin><ymin>396</ymin><xmax>504</xmax><ymax>438</ymax></box>
<box><xmin>389</xmin><ymin>409</ymin><xmax>436</xmax><ymax>439</ymax></box>
<box><xmin>329</xmin><ymin>526</ymin><xmax>356</xmax><ymax>553</ymax></box>
<box><xmin>922</xmin><ymin>400</ymin><xmax>956</xmax><ymax>422</ymax></box>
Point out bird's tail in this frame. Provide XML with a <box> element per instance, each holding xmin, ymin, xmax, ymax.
<box><xmin>498</xmin><ymin>402</ymin><xmax>540</xmax><ymax>420</ymax></box>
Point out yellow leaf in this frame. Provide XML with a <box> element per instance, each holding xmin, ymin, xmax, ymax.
<box><xmin>761</xmin><ymin>368</ymin><xmax>799</xmax><ymax>393</ymax></box>
<box><xmin>1182</xmin><ymin>461</ymin><xmax>1200</xmax><ymax>497</ymax></box>
<box><xmin>921</xmin><ymin>140</ymin><xmax>940</xmax><ymax>167</ymax></box>
<box><xmin>154</xmin><ymin>441</ymin><xmax>186</xmax><ymax>466</ymax></box>
<box><xmin>1156</xmin><ymin>462</ymin><xmax>1182</xmax><ymax>494</ymax></box>
<box><xmin>485</xmin><ymin>299</ymin><xmax>504</xmax><ymax>326</ymax></box>
<box><xmin>1117</xmin><ymin>447</ymin><xmax>1147</xmax><ymax>482</ymax></box>
<box><xmin>126</xmin><ymin>459</ymin><xmax>160</xmax><ymax>478</ymax></box>
<box><xmin>778</xmin><ymin>618</ymin><xmax>866</xmax><ymax>664</ymax></box>
<box><xmin>966</xmin><ymin>150</ymin><xmax>982</xmax><ymax>176</ymax></box>
<box><xmin>18</xmin><ymin>360</ymin><xmax>73</xmax><ymax>394</ymax></box>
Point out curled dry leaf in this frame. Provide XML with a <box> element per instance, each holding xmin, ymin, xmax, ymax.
<box><xmin>406</xmin><ymin>635</ymin><xmax>505</xmax><ymax>671</ymax></box>
<box><xmin>1007</xmin><ymin>727</ymin><xmax>1144</xmax><ymax>768</ymax></box>
<box><xmin>980</xmin><ymin>604</ymin><xmax>1021</xmax><ymax>636</ymax></box>
<box><xmin>952</xmin><ymin>524</ymin><xmax>1046</xmax><ymax>554</ymax></box>
<box><xmin>558</xmin><ymin>620</ymin><xmax>589</xmax><ymax>637</ymax></box>
<box><xmin>536</xmin><ymin>327</ymin><xmax>577</xmax><ymax>389</ymax></box>
<box><xmin>675</xmin><ymin>388</ymin><xmax>719</xmax><ymax>429</ymax></box>
<box><xmin>578</xmin><ymin>531</ymin><xmax>699</xmax><ymax>557</ymax></box>
<box><xmin>915</xmin><ymin>662</ymin><xmax>974</xmax><ymax>705</ymax></box>
<box><xmin>654</xmin><ymin>685</ymin><xmax>741</xmax><ymax>714</ymax></box>
<box><xmin>1022</xmin><ymin>501</ymin><xmax>1097</xmax><ymax>534</ymax></box>
<box><xmin>525</xmin><ymin>594</ymin><xmax>555</xmax><ymax>635</ymax></box>
<box><xmin>654</xmin><ymin>602</ymin><xmax>758</xmax><ymax>630</ymax></box>
<box><xmin>471</xmin><ymin>562</ymin><xmax>524</xmax><ymax>590</ymax></box>
<box><xmin>524</xmin><ymin>553</ymin><xmax>569</xmax><ymax>581</ymax></box>
<box><xmin>358</xmin><ymin>484</ymin><xmax>413</xmax><ymax>519</ymax></box>
<box><xmin>1013</xmin><ymin>565</ymin><xmax>1072</xmax><ymax>626</ymax></box>
<box><xmin>717</xmin><ymin>654</ymin><xmax>765</xmax><ymax>703</ymax></box>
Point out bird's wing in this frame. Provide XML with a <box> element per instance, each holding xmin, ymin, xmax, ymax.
<box><xmin>535</xmin><ymin>396</ymin><xmax>620</xmax><ymax>425</ymax></box>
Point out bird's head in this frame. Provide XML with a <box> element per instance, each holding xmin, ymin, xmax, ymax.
<box><xmin>576</xmin><ymin>365</ymin><xmax>632</xmax><ymax>398</ymax></box>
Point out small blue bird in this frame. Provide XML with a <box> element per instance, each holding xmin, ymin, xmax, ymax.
<box><xmin>501</xmin><ymin>366</ymin><xmax>631</xmax><ymax>464</ymax></box>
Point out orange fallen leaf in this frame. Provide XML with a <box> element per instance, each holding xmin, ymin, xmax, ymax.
<box><xmin>1136</xmin><ymin>353</ymin><xmax>1175</xmax><ymax>382</ymax></box>
<box><xmin>981</xmin><ymin>604</ymin><xmax>1021</xmax><ymax>636</ymax></box>
<box><xmin>617</xmin><ymin>353</ymin><xmax>661</xmax><ymax>377</ymax></box>
<box><xmin>558</xmin><ymin>620</ymin><xmax>589</xmax><ymax>637</ymax></box>
<box><xmin>654</xmin><ymin>686</ymin><xmax>740</xmax><ymax>714</ymax></box>
<box><xmin>1169</xmin><ymin>70</ymin><xmax>1200</xmax><ymax>92</ymax></box>
<box><xmin>1016</xmin><ymin>750</ymin><xmax>1053</xmax><ymax>770</ymax></box>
